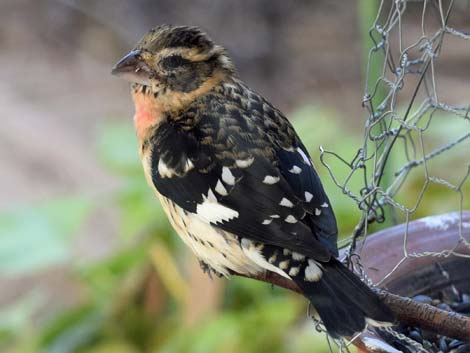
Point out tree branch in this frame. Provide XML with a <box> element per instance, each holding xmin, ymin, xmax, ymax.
<box><xmin>234</xmin><ymin>270</ymin><xmax>470</xmax><ymax>343</ymax></box>
<box><xmin>375</xmin><ymin>289</ymin><xmax>470</xmax><ymax>342</ymax></box>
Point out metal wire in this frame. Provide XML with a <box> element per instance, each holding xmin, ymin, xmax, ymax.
<box><xmin>321</xmin><ymin>0</ymin><xmax>469</xmax><ymax>261</ymax></box>
<box><xmin>321</xmin><ymin>1</ymin><xmax>469</xmax><ymax>350</ymax></box>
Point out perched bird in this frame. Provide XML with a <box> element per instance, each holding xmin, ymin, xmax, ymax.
<box><xmin>112</xmin><ymin>25</ymin><xmax>393</xmax><ymax>338</ymax></box>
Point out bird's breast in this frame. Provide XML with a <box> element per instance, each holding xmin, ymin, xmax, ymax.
<box><xmin>132</xmin><ymin>90</ymin><xmax>166</xmax><ymax>142</ymax></box>
<box><xmin>157</xmin><ymin>194</ymin><xmax>263</xmax><ymax>278</ymax></box>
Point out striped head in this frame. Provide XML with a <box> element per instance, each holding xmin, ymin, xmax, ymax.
<box><xmin>112</xmin><ymin>25</ymin><xmax>234</xmax><ymax>94</ymax></box>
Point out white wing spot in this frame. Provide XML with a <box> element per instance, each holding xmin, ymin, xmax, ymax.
<box><xmin>279</xmin><ymin>197</ymin><xmax>294</xmax><ymax>208</ymax></box>
<box><xmin>196</xmin><ymin>202</ymin><xmax>238</xmax><ymax>224</ymax></box>
<box><xmin>283</xmin><ymin>249</ymin><xmax>292</xmax><ymax>256</ymax></box>
<box><xmin>207</xmin><ymin>188</ymin><xmax>217</xmax><ymax>202</ymax></box>
<box><xmin>196</xmin><ymin>189</ymin><xmax>239</xmax><ymax>224</ymax></box>
<box><xmin>297</xmin><ymin>147</ymin><xmax>312</xmax><ymax>166</ymax></box>
<box><xmin>183</xmin><ymin>159</ymin><xmax>194</xmax><ymax>172</ymax></box>
<box><xmin>285</xmin><ymin>215</ymin><xmax>297</xmax><ymax>223</ymax></box>
<box><xmin>289</xmin><ymin>267</ymin><xmax>300</xmax><ymax>276</ymax></box>
<box><xmin>215</xmin><ymin>180</ymin><xmax>228</xmax><ymax>196</ymax></box>
<box><xmin>262</xmin><ymin>219</ymin><xmax>273</xmax><ymax>225</ymax></box>
<box><xmin>241</xmin><ymin>239</ymin><xmax>289</xmax><ymax>279</ymax></box>
<box><xmin>158</xmin><ymin>159</ymin><xmax>174</xmax><ymax>178</ymax></box>
<box><xmin>292</xmin><ymin>252</ymin><xmax>305</xmax><ymax>261</ymax></box>
<box><xmin>263</xmin><ymin>175</ymin><xmax>280</xmax><ymax>184</ymax></box>
<box><xmin>289</xmin><ymin>165</ymin><xmax>302</xmax><ymax>174</ymax></box>
<box><xmin>315</xmin><ymin>208</ymin><xmax>322</xmax><ymax>216</ymax></box>
<box><xmin>279</xmin><ymin>260</ymin><xmax>290</xmax><ymax>270</ymax></box>
<box><xmin>304</xmin><ymin>191</ymin><xmax>313</xmax><ymax>202</ymax></box>
<box><xmin>221</xmin><ymin>167</ymin><xmax>235</xmax><ymax>185</ymax></box>
<box><xmin>304</xmin><ymin>259</ymin><xmax>322</xmax><ymax>282</ymax></box>
<box><xmin>321</xmin><ymin>202</ymin><xmax>329</xmax><ymax>208</ymax></box>
<box><xmin>270</xmin><ymin>215</ymin><xmax>280</xmax><ymax>219</ymax></box>
<box><xmin>235</xmin><ymin>157</ymin><xmax>254</xmax><ymax>168</ymax></box>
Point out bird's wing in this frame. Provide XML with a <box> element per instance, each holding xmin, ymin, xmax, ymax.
<box><xmin>149</xmin><ymin>88</ymin><xmax>338</xmax><ymax>261</ymax></box>
<box><xmin>276</xmin><ymin>142</ymin><xmax>338</xmax><ymax>256</ymax></box>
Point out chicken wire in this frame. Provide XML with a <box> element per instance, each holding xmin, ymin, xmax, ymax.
<box><xmin>321</xmin><ymin>0</ymin><xmax>469</xmax><ymax>274</ymax></box>
<box><xmin>317</xmin><ymin>0</ymin><xmax>469</xmax><ymax>350</ymax></box>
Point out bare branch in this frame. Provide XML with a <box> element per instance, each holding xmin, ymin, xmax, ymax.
<box><xmin>234</xmin><ymin>270</ymin><xmax>470</xmax><ymax>343</ymax></box>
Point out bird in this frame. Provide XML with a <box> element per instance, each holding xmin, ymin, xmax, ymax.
<box><xmin>112</xmin><ymin>25</ymin><xmax>394</xmax><ymax>338</ymax></box>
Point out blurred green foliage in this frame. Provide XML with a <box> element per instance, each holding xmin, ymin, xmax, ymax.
<box><xmin>0</xmin><ymin>197</ymin><xmax>93</xmax><ymax>276</ymax></box>
<box><xmin>0</xmin><ymin>103</ymin><xmax>467</xmax><ymax>353</ymax></box>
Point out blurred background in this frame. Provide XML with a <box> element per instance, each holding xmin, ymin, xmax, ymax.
<box><xmin>0</xmin><ymin>1</ymin><xmax>468</xmax><ymax>352</ymax></box>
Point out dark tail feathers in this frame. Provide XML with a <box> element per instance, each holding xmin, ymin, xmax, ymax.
<box><xmin>293</xmin><ymin>258</ymin><xmax>394</xmax><ymax>338</ymax></box>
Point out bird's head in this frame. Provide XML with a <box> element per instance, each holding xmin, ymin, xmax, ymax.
<box><xmin>112</xmin><ymin>25</ymin><xmax>234</xmax><ymax>94</ymax></box>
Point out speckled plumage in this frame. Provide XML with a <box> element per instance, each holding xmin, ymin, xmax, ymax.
<box><xmin>142</xmin><ymin>76</ymin><xmax>339</xmax><ymax>262</ymax></box>
<box><xmin>112</xmin><ymin>25</ymin><xmax>393</xmax><ymax>338</ymax></box>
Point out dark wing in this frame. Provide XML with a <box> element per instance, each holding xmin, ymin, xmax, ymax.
<box><xmin>150</xmin><ymin>84</ymin><xmax>338</xmax><ymax>260</ymax></box>
<box><xmin>277</xmin><ymin>144</ymin><xmax>338</xmax><ymax>256</ymax></box>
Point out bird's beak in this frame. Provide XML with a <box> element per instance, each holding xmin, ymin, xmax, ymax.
<box><xmin>111</xmin><ymin>50</ymin><xmax>153</xmax><ymax>85</ymax></box>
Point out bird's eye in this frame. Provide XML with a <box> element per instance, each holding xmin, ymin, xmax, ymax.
<box><xmin>161</xmin><ymin>55</ymin><xmax>189</xmax><ymax>69</ymax></box>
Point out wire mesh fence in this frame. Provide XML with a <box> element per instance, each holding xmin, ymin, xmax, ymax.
<box><xmin>321</xmin><ymin>0</ymin><xmax>469</xmax><ymax>274</ymax></box>
<box><xmin>318</xmin><ymin>0</ymin><xmax>469</xmax><ymax>350</ymax></box>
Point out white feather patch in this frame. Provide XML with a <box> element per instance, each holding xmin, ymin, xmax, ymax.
<box><xmin>241</xmin><ymin>239</ymin><xmax>290</xmax><ymax>279</ymax></box>
<box><xmin>157</xmin><ymin>194</ymin><xmax>261</xmax><ymax>278</ymax></box>
<box><xmin>297</xmin><ymin>147</ymin><xmax>312</xmax><ymax>166</ymax></box>
<box><xmin>289</xmin><ymin>267</ymin><xmax>300</xmax><ymax>276</ymax></box>
<box><xmin>315</xmin><ymin>208</ymin><xmax>322</xmax><ymax>216</ymax></box>
<box><xmin>289</xmin><ymin>165</ymin><xmax>302</xmax><ymax>174</ymax></box>
<box><xmin>292</xmin><ymin>252</ymin><xmax>305</xmax><ymax>261</ymax></box>
<box><xmin>235</xmin><ymin>157</ymin><xmax>254</xmax><ymax>168</ymax></box>
<box><xmin>262</xmin><ymin>219</ymin><xmax>272</xmax><ymax>225</ymax></box>
<box><xmin>262</xmin><ymin>175</ymin><xmax>280</xmax><ymax>184</ymax></box>
<box><xmin>207</xmin><ymin>188</ymin><xmax>217</xmax><ymax>202</ymax></box>
<box><xmin>279</xmin><ymin>197</ymin><xmax>294</xmax><ymax>208</ymax></box>
<box><xmin>304</xmin><ymin>191</ymin><xmax>313</xmax><ymax>202</ymax></box>
<box><xmin>304</xmin><ymin>259</ymin><xmax>323</xmax><ymax>282</ymax></box>
<box><xmin>221</xmin><ymin>167</ymin><xmax>235</xmax><ymax>185</ymax></box>
<box><xmin>285</xmin><ymin>215</ymin><xmax>297</xmax><ymax>223</ymax></box>
<box><xmin>365</xmin><ymin>317</ymin><xmax>394</xmax><ymax>327</ymax></box>
<box><xmin>279</xmin><ymin>260</ymin><xmax>290</xmax><ymax>270</ymax></box>
<box><xmin>215</xmin><ymin>179</ymin><xmax>228</xmax><ymax>196</ymax></box>
<box><xmin>196</xmin><ymin>189</ymin><xmax>239</xmax><ymax>224</ymax></box>
<box><xmin>158</xmin><ymin>159</ymin><xmax>174</xmax><ymax>178</ymax></box>
<box><xmin>183</xmin><ymin>159</ymin><xmax>194</xmax><ymax>172</ymax></box>
<box><xmin>321</xmin><ymin>202</ymin><xmax>329</xmax><ymax>208</ymax></box>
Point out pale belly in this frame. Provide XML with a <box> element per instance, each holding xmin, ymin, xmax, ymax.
<box><xmin>157</xmin><ymin>194</ymin><xmax>262</xmax><ymax>277</ymax></box>
<box><xmin>140</xmin><ymin>150</ymin><xmax>287</xmax><ymax>279</ymax></box>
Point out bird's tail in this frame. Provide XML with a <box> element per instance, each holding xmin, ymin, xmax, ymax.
<box><xmin>291</xmin><ymin>258</ymin><xmax>394</xmax><ymax>338</ymax></box>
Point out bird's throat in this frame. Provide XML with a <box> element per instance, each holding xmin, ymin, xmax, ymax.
<box><xmin>132</xmin><ymin>89</ymin><xmax>165</xmax><ymax>142</ymax></box>
<box><xmin>131</xmin><ymin>71</ymin><xmax>229</xmax><ymax>143</ymax></box>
